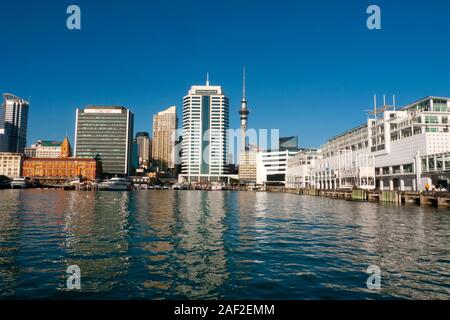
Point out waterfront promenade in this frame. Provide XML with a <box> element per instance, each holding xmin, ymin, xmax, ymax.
<box><xmin>267</xmin><ymin>187</ymin><xmax>450</xmax><ymax>207</ymax></box>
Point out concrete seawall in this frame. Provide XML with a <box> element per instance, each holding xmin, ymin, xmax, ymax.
<box><xmin>266</xmin><ymin>187</ymin><xmax>450</xmax><ymax>207</ymax></box>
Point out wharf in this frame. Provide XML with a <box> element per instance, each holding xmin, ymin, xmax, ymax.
<box><xmin>267</xmin><ymin>187</ymin><xmax>450</xmax><ymax>207</ymax></box>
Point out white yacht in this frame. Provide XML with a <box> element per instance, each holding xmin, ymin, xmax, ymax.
<box><xmin>98</xmin><ymin>177</ymin><xmax>130</xmax><ymax>191</ymax></box>
<box><xmin>11</xmin><ymin>177</ymin><xmax>31</xmax><ymax>189</ymax></box>
<box><xmin>211</xmin><ymin>184</ymin><xmax>223</xmax><ymax>191</ymax></box>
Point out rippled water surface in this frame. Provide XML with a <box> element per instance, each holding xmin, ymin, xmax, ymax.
<box><xmin>0</xmin><ymin>190</ymin><xmax>450</xmax><ymax>299</ymax></box>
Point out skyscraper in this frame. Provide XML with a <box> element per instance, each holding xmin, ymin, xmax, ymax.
<box><xmin>135</xmin><ymin>132</ymin><xmax>151</xmax><ymax>169</ymax></box>
<box><xmin>152</xmin><ymin>106</ymin><xmax>177</xmax><ymax>171</ymax></box>
<box><xmin>74</xmin><ymin>106</ymin><xmax>134</xmax><ymax>176</ymax></box>
<box><xmin>180</xmin><ymin>76</ymin><xmax>230</xmax><ymax>183</ymax></box>
<box><xmin>1</xmin><ymin>93</ymin><xmax>29</xmax><ymax>153</ymax></box>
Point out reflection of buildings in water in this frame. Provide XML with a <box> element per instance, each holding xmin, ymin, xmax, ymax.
<box><xmin>135</xmin><ymin>190</ymin><xmax>177</xmax><ymax>292</ymax></box>
<box><xmin>168</xmin><ymin>191</ymin><xmax>228</xmax><ymax>298</ymax></box>
<box><xmin>135</xmin><ymin>190</ymin><xmax>176</xmax><ymax>238</ymax></box>
<box><xmin>61</xmin><ymin>191</ymin><xmax>131</xmax><ymax>293</ymax></box>
<box><xmin>2</xmin><ymin>189</ymin><xmax>74</xmax><ymax>295</ymax></box>
<box><xmin>0</xmin><ymin>190</ymin><xmax>21</xmax><ymax>294</ymax></box>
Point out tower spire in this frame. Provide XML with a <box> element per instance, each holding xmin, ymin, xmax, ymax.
<box><xmin>239</xmin><ymin>67</ymin><xmax>250</xmax><ymax>151</ymax></box>
<box><xmin>206</xmin><ymin>72</ymin><xmax>209</xmax><ymax>86</ymax></box>
<box><xmin>242</xmin><ymin>66</ymin><xmax>246</xmax><ymax>101</ymax></box>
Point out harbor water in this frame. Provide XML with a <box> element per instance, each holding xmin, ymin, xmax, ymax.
<box><xmin>0</xmin><ymin>189</ymin><xmax>449</xmax><ymax>299</ymax></box>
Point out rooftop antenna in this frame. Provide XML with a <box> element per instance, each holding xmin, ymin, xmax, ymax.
<box><xmin>242</xmin><ymin>66</ymin><xmax>246</xmax><ymax>100</ymax></box>
<box><xmin>383</xmin><ymin>94</ymin><xmax>386</xmax><ymax>106</ymax></box>
<box><xmin>374</xmin><ymin>94</ymin><xmax>377</xmax><ymax>116</ymax></box>
<box><xmin>393</xmin><ymin>94</ymin><xmax>396</xmax><ymax>108</ymax></box>
<box><xmin>206</xmin><ymin>72</ymin><xmax>210</xmax><ymax>86</ymax></box>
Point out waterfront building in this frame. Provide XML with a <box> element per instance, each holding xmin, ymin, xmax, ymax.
<box><xmin>152</xmin><ymin>106</ymin><xmax>177</xmax><ymax>171</ymax></box>
<box><xmin>1</xmin><ymin>93</ymin><xmax>29</xmax><ymax>153</ymax></box>
<box><xmin>0</xmin><ymin>152</ymin><xmax>23</xmax><ymax>178</ymax></box>
<box><xmin>285</xmin><ymin>148</ymin><xmax>319</xmax><ymax>188</ymax></box>
<box><xmin>256</xmin><ymin>149</ymin><xmax>298</xmax><ymax>185</ymax></box>
<box><xmin>135</xmin><ymin>132</ymin><xmax>151</xmax><ymax>169</ymax></box>
<box><xmin>74</xmin><ymin>106</ymin><xmax>134</xmax><ymax>177</ymax></box>
<box><xmin>303</xmin><ymin>96</ymin><xmax>450</xmax><ymax>191</ymax></box>
<box><xmin>24</xmin><ymin>139</ymin><xmax>71</xmax><ymax>158</ymax></box>
<box><xmin>179</xmin><ymin>76</ymin><xmax>234</xmax><ymax>183</ymax></box>
<box><xmin>22</xmin><ymin>157</ymin><xmax>101</xmax><ymax>181</ymax></box>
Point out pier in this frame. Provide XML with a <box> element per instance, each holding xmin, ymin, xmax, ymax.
<box><xmin>267</xmin><ymin>187</ymin><xmax>450</xmax><ymax>207</ymax></box>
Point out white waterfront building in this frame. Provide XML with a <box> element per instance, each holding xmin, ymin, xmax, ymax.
<box><xmin>287</xmin><ymin>96</ymin><xmax>450</xmax><ymax>191</ymax></box>
<box><xmin>0</xmin><ymin>152</ymin><xmax>23</xmax><ymax>178</ymax></box>
<box><xmin>285</xmin><ymin>148</ymin><xmax>319</xmax><ymax>188</ymax></box>
<box><xmin>179</xmin><ymin>78</ymin><xmax>235</xmax><ymax>183</ymax></box>
<box><xmin>256</xmin><ymin>149</ymin><xmax>298</xmax><ymax>185</ymax></box>
<box><xmin>24</xmin><ymin>140</ymin><xmax>64</xmax><ymax>158</ymax></box>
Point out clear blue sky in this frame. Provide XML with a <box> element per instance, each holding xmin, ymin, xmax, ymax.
<box><xmin>1</xmin><ymin>0</ymin><xmax>450</xmax><ymax>148</ymax></box>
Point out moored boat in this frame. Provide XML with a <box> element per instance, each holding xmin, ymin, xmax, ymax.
<box><xmin>11</xmin><ymin>177</ymin><xmax>31</xmax><ymax>189</ymax></box>
<box><xmin>98</xmin><ymin>177</ymin><xmax>130</xmax><ymax>191</ymax></box>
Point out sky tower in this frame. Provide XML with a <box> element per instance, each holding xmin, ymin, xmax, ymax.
<box><xmin>239</xmin><ymin>67</ymin><xmax>250</xmax><ymax>150</ymax></box>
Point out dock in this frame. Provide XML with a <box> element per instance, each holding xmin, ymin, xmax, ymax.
<box><xmin>267</xmin><ymin>187</ymin><xmax>450</xmax><ymax>207</ymax></box>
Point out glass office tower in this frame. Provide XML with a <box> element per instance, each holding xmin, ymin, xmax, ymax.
<box><xmin>74</xmin><ymin>106</ymin><xmax>134</xmax><ymax>177</ymax></box>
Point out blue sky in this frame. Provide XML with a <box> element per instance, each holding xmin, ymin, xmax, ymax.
<box><xmin>1</xmin><ymin>0</ymin><xmax>450</xmax><ymax>148</ymax></box>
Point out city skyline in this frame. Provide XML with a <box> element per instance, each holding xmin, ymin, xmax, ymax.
<box><xmin>1</xmin><ymin>0</ymin><xmax>450</xmax><ymax>148</ymax></box>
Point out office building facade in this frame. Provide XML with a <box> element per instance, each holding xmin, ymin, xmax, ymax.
<box><xmin>135</xmin><ymin>132</ymin><xmax>151</xmax><ymax>169</ymax></box>
<box><xmin>0</xmin><ymin>152</ymin><xmax>23</xmax><ymax>178</ymax></box>
<box><xmin>152</xmin><ymin>106</ymin><xmax>177</xmax><ymax>171</ymax></box>
<box><xmin>74</xmin><ymin>106</ymin><xmax>134</xmax><ymax>176</ymax></box>
<box><xmin>1</xmin><ymin>93</ymin><xmax>29</xmax><ymax>153</ymax></box>
<box><xmin>179</xmin><ymin>79</ymin><xmax>231</xmax><ymax>183</ymax></box>
<box><xmin>288</xmin><ymin>96</ymin><xmax>450</xmax><ymax>191</ymax></box>
<box><xmin>256</xmin><ymin>149</ymin><xmax>297</xmax><ymax>185</ymax></box>
<box><xmin>25</xmin><ymin>140</ymin><xmax>67</xmax><ymax>158</ymax></box>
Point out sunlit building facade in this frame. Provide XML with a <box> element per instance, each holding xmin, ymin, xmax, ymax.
<box><xmin>179</xmin><ymin>80</ymin><xmax>231</xmax><ymax>183</ymax></box>
<box><xmin>74</xmin><ymin>106</ymin><xmax>134</xmax><ymax>176</ymax></box>
<box><xmin>298</xmin><ymin>96</ymin><xmax>450</xmax><ymax>191</ymax></box>
<box><xmin>152</xmin><ymin>106</ymin><xmax>177</xmax><ymax>171</ymax></box>
<box><xmin>0</xmin><ymin>152</ymin><xmax>23</xmax><ymax>178</ymax></box>
<box><xmin>1</xmin><ymin>93</ymin><xmax>29</xmax><ymax>153</ymax></box>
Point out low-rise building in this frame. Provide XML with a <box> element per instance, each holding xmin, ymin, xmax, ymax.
<box><xmin>24</xmin><ymin>140</ymin><xmax>63</xmax><ymax>158</ymax></box>
<box><xmin>256</xmin><ymin>149</ymin><xmax>297</xmax><ymax>185</ymax></box>
<box><xmin>22</xmin><ymin>157</ymin><xmax>101</xmax><ymax>181</ymax></box>
<box><xmin>0</xmin><ymin>152</ymin><xmax>23</xmax><ymax>178</ymax></box>
<box><xmin>286</xmin><ymin>148</ymin><xmax>319</xmax><ymax>188</ymax></box>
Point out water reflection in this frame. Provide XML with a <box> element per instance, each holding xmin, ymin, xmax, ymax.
<box><xmin>0</xmin><ymin>190</ymin><xmax>449</xmax><ymax>299</ymax></box>
<box><xmin>60</xmin><ymin>192</ymin><xmax>131</xmax><ymax>295</ymax></box>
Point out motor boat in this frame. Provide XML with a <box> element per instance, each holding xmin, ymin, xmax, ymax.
<box><xmin>98</xmin><ymin>177</ymin><xmax>130</xmax><ymax>191</ymax></box>
<box><xmin>11</xmin><ymin>177</ymin><xmax>31</xmax><ymax>189</ymax></box>
<box><xmin>211</xmin><ymin>184</ymin><xmax>223</xmax><ymax>191</ymax></box>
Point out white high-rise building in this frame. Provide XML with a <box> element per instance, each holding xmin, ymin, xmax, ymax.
<box><xmin>179</xmin><ymin>76</ymin><xmax>231</xmax><ymax>183</ymax></box>
<box><xmin>1</xmin><ymin>93</ymin><xmax>29</xmax><ymax>153</ymax></box>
